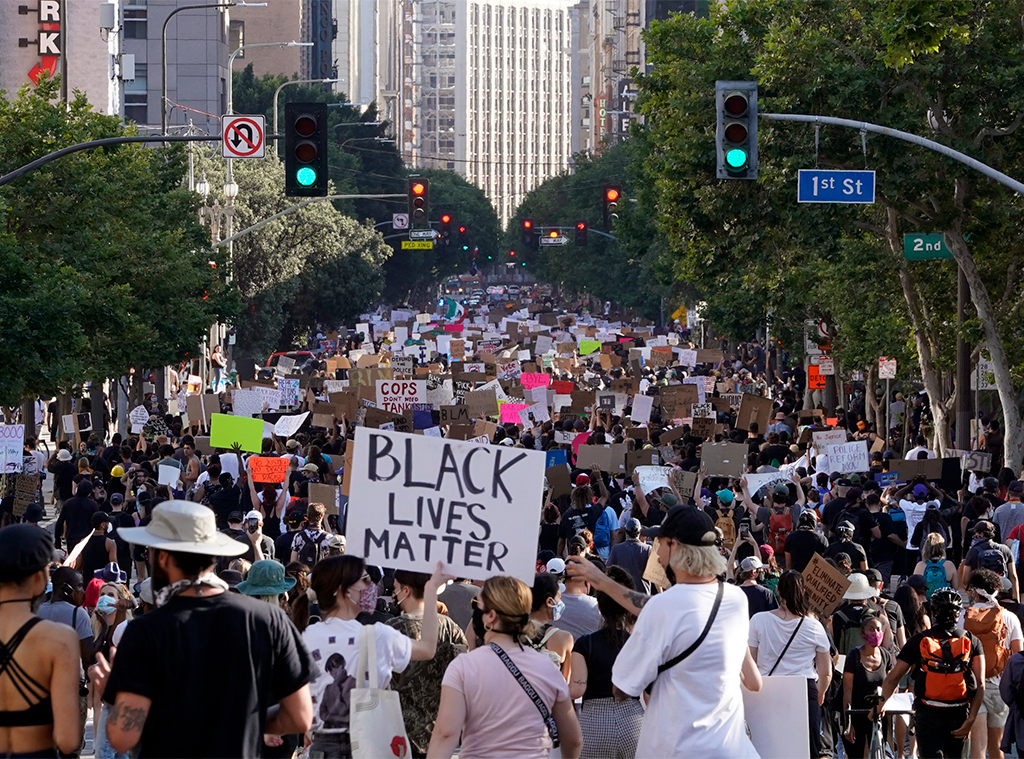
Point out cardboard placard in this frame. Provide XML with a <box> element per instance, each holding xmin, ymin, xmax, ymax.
<box><xmin>672</xmin><ymin>469</ymin><xmax>697</xmax><ymax>499</ymax></box>
<box><xmin>643</xmin><ymin>538</ymin><xmax>672</xmax><ymax>591</ymax></box>
<box><xmin>546</xmin><ymin>464</ymin><xmax>573</xmax><ymax>499</ymax></box>
<box><xmin>12</xmin><ymin>475</ymin><xmax>37</xmax><ymax>518</ymax></box>
<box><xmin>658</xmin><ymin>384</ymin><xmax>699</xmax><ymax>418</ymax></box>
<box><xmin>700</xmin><ymin>442</ymin><xmax>748</xmax><ymax>478</ymax></box>
<box><xmin>961</xmin><ymin>450</ymin><xmax>993</xmax><ymax>473</ymax></box>
<box><xmin>347</xmin><ymin>428</ymin><xmax>546</xmax><ymax>584</ymax></box>
<box><xmin>826</xmin><ymin>440</ymin><xmax>870</xmax><ymax>474</ymax></box>
<box><xmin>626</xmin><ymin>448</ymin><xmax>660</xmax><ymax>474</ymax></box>
<box><xmin>812</xmin><ymin>429</ymin><xmax>847</xmax><ymax>450</ymax></box>
<box><xmin>576</xmin><ymin>443</ymin><xmax>627</xmax><ymax>473</ymax></box>
<box><xmin>736</xmin><ymin>394</ymin><xmax>774</xmax><ymax>431</ymax></box>
<box><xmin>465</xmin><ymin>388</ymin><xmax>499</xmax><ymax>419</ymax></box>
<box><xmin>690</xmin><ymin>416</ymin><xmax>716</xmax><ymax>441</ymax></box>
<box><xmin>439</xmin><ymin>405</ymin><xmax>471</xmax><ymax>425</ymax></box>
<box><xmin>802</xmin><ymin>553</ymin><xmax>852</xmax><ymax>618</ymax></box>
<box><xmin>308</xmin><ymin>483</ymin><xmax>340</xmax><ymax>516</ymax></box>
<box><xmin>893</xmin><ymin>458</ymin><xmax>943</xmax><ymax>482</ymax></box>
<box><xmin>250</xmin><ymin>456</ymin><xmax>290</xmax><ymax>483</ymax></box>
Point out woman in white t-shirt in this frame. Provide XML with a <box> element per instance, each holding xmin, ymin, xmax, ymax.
<box><xmin>428</xmin><ymin>576</ymin><xmax>583</xmax><ymax>759</ymax></box>
<box><xmin>748</xmin><ymin>570</ymin><xmax>832</xmax><ymax>759</ymax></box>
<box><xmin>305</xmin><ymin>556</ymin><xmax>452</xmax><ymax>759</ymax></box>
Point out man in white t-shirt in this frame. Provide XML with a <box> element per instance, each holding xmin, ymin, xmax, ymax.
<box><xmin>959</xmin><ymin>568</ymin><xmax>1024</xmax><ymax>759</ymax></box>
<box><xmin>905</xmin><ymin>435</ymin><xmax>936</xmax><ymax>460</ymax></box>
<box><xmin>596</xmin><ymin>505</ymin><xmax>760</xmax><ymax>758</ymax></box>
<box><xmin>895</xmin><ymin>481</ymin><xmax>940</xmax><ymax>552</ymax></box>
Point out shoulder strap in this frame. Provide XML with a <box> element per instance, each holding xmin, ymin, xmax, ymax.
<box><xmin>655</xmin><ymin>580</ymin><xmax>725</xmax><ymax>679</ymax></box>
<box><xmin>768</xmin><ymin>616</ymin><xmax>805</xmax><ymax>676</ymax></box>
<box><xmin>539</xmin><ymin>626</ymin><xmax>559</xmax><ymax>646</ymax></box>
<box><xmin>489</xmin><ymin>643</ymin><xmax>560</xmax><ymax>748</ymax></box>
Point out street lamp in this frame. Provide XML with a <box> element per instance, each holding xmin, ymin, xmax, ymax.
<box><xmin>227</xmin><ymin>41</ymin><xmax>313</xmax><ymax>115</ymax></box>
<box><xmin>195</xmin><ymin>171</ymin><xmax>235</xmax><ymax>243</ymax></box>
<box><xmin>160</xmin><ymin>2</ymin><xmax>268</xmax><ymax>135</ymax></box>
<box><xmin>273</xmin><ymin>78</ymin><xmax>341</xmax><ymax>135</ymax></box>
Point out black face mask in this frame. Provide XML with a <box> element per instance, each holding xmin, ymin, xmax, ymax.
<box><xmin>471</xmin><ymin>604</ymin><xmax>487</xmax><ymax>642</ymax></box>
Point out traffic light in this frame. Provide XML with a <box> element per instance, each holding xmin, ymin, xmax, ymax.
<box><xmin>408</xmin><ymin>178</ymin><xmax>429</xmax><ymax>225</ymax></box>
<box><xmin>439</xmin><ymin>213</ymin><xmax>452</xmax><ymax>245</ymax></box>
<box><xmin>602</xmin><ymin>186</ymin><xmax>622</xmax><ymax>230</ymax></box>
<box><xmin>521</xmin><ymin>218</ymin><xmax>538</xmax><ymax>249</ymax></box>
<box><xmin>284</xmin><ymin>102</ymin><xmax>329</xmax><ymax>197</ymax></box>
<box><xmin>715</xmin><ymin>80</ymin><xmax>758</xmax><ymax>179</ymax></box>
<box><xmin>575</xmin><ymin>220</ymin><xmax>587</xmax><ymax>246</ymax></box>
<box><xmin>458</xmin><ymin>225</ymin><xmax>469</xmax><ymax>252</ymax></box>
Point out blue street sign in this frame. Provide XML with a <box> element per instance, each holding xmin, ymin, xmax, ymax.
<box><xmin>797</xmin><ymin>169</ymin><xmax>876</xmax><ymax>204</ymax></box>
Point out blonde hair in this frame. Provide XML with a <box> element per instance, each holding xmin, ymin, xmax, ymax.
<box><xmin>480</xmin><ymin>576</ymin><xmax>533</xmax><ymax>637</ymax></box>
<box><xmin>91</xmin><ymin>582</ymin><xmax>133</xmax><ymax>637</ymax></box>
<box><xmin>922</xmin><ymin>532</ymin><xmax>946</xmax><ymax>562</ymax></box>
<box><xmin>229</xmin><ymin>558</ymin><xmax>252</xmax><ymax>577</ymax></box>
<box><xmin>667</xmin><ymin>542</ymin><xmax>728</xmax><ymax>579</ymax></box>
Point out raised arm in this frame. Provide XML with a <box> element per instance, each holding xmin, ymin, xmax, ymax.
<box><xmin>567</xmin><ymin>554</ymin><xmax>648</xmax><ymax>616</ymax></box>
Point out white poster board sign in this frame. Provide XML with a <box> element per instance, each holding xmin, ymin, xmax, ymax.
<box><xmin>812</xmin><ymin>429</ymin><xmax>847</xmax><ymax>450</ymax></box>
<box><xmin>743</xmin><ymin>676</ymin><xmax>810</xmax><ymax>759</ymax></box>
<box><xmin>129</xmin><ymin>405</ymin><xmax>149</xmax><ymax>434</ymax></box>
<box><xmin>375</xmin><ymin>380</ymin><xmax>426</xmax><ymax>414</ymax></box>
<box><xmin>347</xmin><ymin>427</ymin><xmax>546</xmax><ymax>584</ymax></box>
<box><xmin>0</xmin><ymin>425</ymin><xmax>25</xmax><ymax>473</ymax></box>
<box><xmin>273</xmin><ymin>412</ymin><xmax>309</xmax><ymax>439</ymax></box>
<box><xmin>635</xmin><ymin>466</ymin><xmax>672</xmax><ymax>494</ymax></box>
<box><xmin>826</xmin><ymin>440</ymin><xmax>870</xmax><ymax>473</ymax></box>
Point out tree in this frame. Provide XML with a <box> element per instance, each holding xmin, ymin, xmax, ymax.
<box><xmin>192</xmin><ymin>150</ymin><xmax>388</xmax><ymax>359</ymax></box>
<box><xmin>0</xmin><ymin>77</ymin><xmax>232</xmax><ymax>407</ymax></box>
<box><xmin>630</xmin><ymin>0</ymin><xmax>1024</xmax><ymax>465</ymax></box>
<box><xmin>506</xmin><ymin>143</ymin><xmax>664</xmax><ymax>318</ymax></box>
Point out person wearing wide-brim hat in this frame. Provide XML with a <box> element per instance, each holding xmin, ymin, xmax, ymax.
<box><xmin>237</xmin><ymin>560</ymin><xmax>296</xmax><ymax>600</ymax></box>
<box><xmin>90</xmin><ymin>501</ymin><xmax>314</xmax><ymax>758</ymax></box>
<box><xmin>831</xmin><ymin>572</ymin><xmax>895</xmax><ymax>656</ymax></box>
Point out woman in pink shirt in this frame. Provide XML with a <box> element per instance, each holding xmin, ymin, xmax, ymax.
<box><xmin>427</xmin><ymin>576</ymin><xmax>583</xmax><ymax>759</ymax></box>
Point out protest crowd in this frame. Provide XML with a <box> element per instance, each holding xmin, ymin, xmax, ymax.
<box><xmin>1</xmin><ymin>297</ymin><xmax>1023</xmax><ymax>759</ymax></box>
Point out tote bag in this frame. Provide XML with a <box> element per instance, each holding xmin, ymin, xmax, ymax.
<box><xmin>350</xmin><ymin>625</ymin><xmax>411</xmax><ymax>759</ymax></box>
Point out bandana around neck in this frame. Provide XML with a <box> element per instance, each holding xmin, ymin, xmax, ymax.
<box><xmin>154</xmin><ymin>572</ymin><xmax>230</xmax><ymax>607</ymax></box>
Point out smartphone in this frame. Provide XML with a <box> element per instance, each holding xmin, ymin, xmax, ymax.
<box><xmin>247</xmin><ymin>520</ymin><xmax>258</xmax><ymax>534</ymax></box>
<box><xmin>740</xmin><ymin>525</ymin><xmax>750</xmax><ymax>537</ymax></box>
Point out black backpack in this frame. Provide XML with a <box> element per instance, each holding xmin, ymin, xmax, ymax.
<box><xmin>294</xmin><ymin>528</ymin><xmax>326</xmax><ymax>567</ymax></box>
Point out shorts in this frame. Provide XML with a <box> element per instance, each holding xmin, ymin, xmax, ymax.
<box><xmin>979</xmin><ymin>675</ymin><xmax>1009</xmax><ymax>728</ymax></box>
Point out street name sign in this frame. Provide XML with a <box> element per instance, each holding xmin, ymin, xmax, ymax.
<box><xmin>903</xmin><ymin>233</ymin><xmax>952</xmax><ymax>260</ymax></box>
<box><xmin>797</xmin><ymin>169</ymin><xmax>875</xmax><ymax>204</ymax></box>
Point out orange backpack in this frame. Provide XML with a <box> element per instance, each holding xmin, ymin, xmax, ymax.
<box><xmin>915</xmin><ymin>635</ymin><xmax>974</xmax><ymax>704</ymax></box>
<box><xmin>767</xmin><ymin>511</ymin><xmax>792</xmax><ymax>556</ymax></box>
<box><xmin>964</xmin><ymin>606</ymin><xmax>1010</xmax><ymax>679</ymax></box>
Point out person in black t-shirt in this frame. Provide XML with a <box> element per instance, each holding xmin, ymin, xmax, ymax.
<box><xmin>824</xmin><ymin>522</ymin><xmax>868</xmax><ymax>570</ymax></box>
<box><xmin>783</xmin><ymin>511</ymin><xmax>828</xmax><ymax>572</ymax></box>
<box><xmin>95</xmin><ymin>500</ymin><xmax>313</xmax><ymax>758</ymax></box>
<box><xmin>868</xmin><ymin>494</ymin><xmax>905</xmax><ymax>589</ymax></box>
<box><xmin>736</xmin><ymin>556</ymin><xmax>778</xmax><ymax>617</ymax></box>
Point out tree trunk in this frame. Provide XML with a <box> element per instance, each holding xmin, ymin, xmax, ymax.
<box><xmin>946</xmin><ymin>220</ymin><xmax>1023</xmax><ymax>471</ymax></box>
<box><xmin>886</xmin><ymin>208</ymin><xmax>951</xmax><ymax>456</ymax></box>
<box><xmin>865</xmin><ymin>365</ymin><xmax>879</xmax><ymax>426</ymax></box>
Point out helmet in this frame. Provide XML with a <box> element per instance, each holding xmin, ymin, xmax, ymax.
<box><xmin>930</xmin><ymin>588</ymin><xmax>963</xmax><ymax>627</ymax></box>
<box><xmin>110</xmin><ymin>465</ymin><xmax>125</xmax><ymax>478</ymax></box>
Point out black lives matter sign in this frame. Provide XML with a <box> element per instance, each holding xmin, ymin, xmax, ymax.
<box><xmin>347</xmin><ymin>427</ymin><xmax>545</xmax><ymax>583</ymax></box>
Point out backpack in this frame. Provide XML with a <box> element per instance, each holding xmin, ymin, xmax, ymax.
<box><xmin>833</xmin><ymin>609</ymin><xmax>865</xmax><ymax>656</ymax></box>
<box><xmin>923</xmin><ymin>560</ymin><xmax>950</xmax><ymax>598</ymax></box>
<box><xmin>978</xmin><ymin>543</ymin><xmax>1008</xmax><ymax>576</ymax></box>
<box><xmin>716</xmin><ymin>515</ymin><xmax>737</xmax><ymax>549</ymax></box>
<box><xmin>963</xmin><ymin>606</ymin><xmax>1011</xmax><ymax>679</ymax></box>
<box><xmin>914</xmin><ymin>633</ymin><xmax>976</xmax><ymax>704</ymax></box>
<box><xmin>294</xmin><ymin>528</ymin><xmax>326</xmax><ymax>567</ymax></box>
<box><xmin>767</xmin><ymin>511</ymin><xmax>792</xmax><ymax>557</ymax></box>
<box><xmin>592</xmin><ymin>508</ymin><xmax>613</xmax><ymax>551</ymax></box>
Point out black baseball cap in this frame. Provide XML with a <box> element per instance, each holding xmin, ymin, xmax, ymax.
<box><xmin>0</xmin><ymin>525</ymin><xmax>53</xmax><ymax>583</ymax></box>
<box><xmin>642</xmin><ymin>505</ymin><xmax>718</xmax><ymax>546</ymax></box>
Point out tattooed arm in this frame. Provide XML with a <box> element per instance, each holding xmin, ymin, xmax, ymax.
<box><xmin>106</xmin><ymin>693</ymin><xmax>151</xmax><ymax>753</ymax></box>
<box><xmin>566</xmin><ymin>554</ymin><xmax>651</xmax><ymax>616</ymax></box>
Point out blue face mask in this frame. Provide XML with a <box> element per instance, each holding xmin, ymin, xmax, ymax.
<box><xmin>96</xmin><ymin>596</ymin><xmax>118</xmax><ymax>615</ymax></box>
<box><xmin>550</xmin><ymin>599</ymin><xmax>565</xmax><ymax>621</ymax></box>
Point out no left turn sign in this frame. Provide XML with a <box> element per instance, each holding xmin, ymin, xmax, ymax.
<box><xmin>222</xmin><ymin>115</ymin><xmax>265</xmax><ymax>158</ymax></box>
<box><xmin>392</xmin><ymin>213</ymin><xmax>409</xmax><ymax>230</ymax></box>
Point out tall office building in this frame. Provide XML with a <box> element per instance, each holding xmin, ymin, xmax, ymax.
<box><xmin>367</xmin><ymin>1</ymin><xmax>575</xmax><ymax>225</ymax></box>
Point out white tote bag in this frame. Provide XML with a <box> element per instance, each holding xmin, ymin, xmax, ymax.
<box><xmin>350</xmin><ymin>625</ymin><xmax>411</xmax><ymax>759</ymax></box>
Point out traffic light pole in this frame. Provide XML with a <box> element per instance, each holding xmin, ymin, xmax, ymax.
<box><xmin>211</xmin><ymin>193</ymin><xmax>405</xmax><ymax>248</ymax></box>
<box><xmin>762</xmin><ymin>111</ymin><xmax>1024</xmax><ymax>451</ymax></box>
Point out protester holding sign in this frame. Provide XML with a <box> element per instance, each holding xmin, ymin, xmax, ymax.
<box><xmin>306</xmin><ymin>556</ymin><xmax>453</xmax><ymax>757</ymax></box>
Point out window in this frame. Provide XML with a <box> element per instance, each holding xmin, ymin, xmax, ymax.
<box><xmin>229</xmin><ymin>20</ymin><xmax>244</xmax><ymax>55</ymax></box>
<box><xmin>124</xmin><ymin>3</ymin><xmax>147</xmax><ymax>39</ymax></box>
<box><xmin>124</xmin><ymin>63</ymin><xmax>148</xmax><ymax>124</ymax></box>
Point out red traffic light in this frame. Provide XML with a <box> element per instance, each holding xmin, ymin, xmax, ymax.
<box><xmin>605</xmin><ymin>188</ymin><xmax>620</xmax><ymax>202</ymax></box>
<box><xmin>523</xmin><ymin>220</ymin><xmax>532</xmax><ymax>229</ymax></box>
<box><xmin>548</xmin><ymin>230</ymin><xmax>558</xmax><ymax>238</ymax></box>
<box><xmin>294</xmin><ymin>115</ymin><xmax>317</xmax><ymax>137</ymax></box>
<box><xmin>411</xmin><ymin>182</ymin><xmax>426</xmax><ymax>196</ymax></box>
<box><xmin>723</xmin><ymin>92</ymin><xmax>749</xmax><ymax>117</ymax></box>
<box><xmin>576</xmin><ymin>222</ymin><xmax>585</xmax><ymax>230</ymax></box>
<box><xmin>440</xmin><ymin>213</ymin><xmax>451</xmax><ymax>224</ymax></box>
<box><xmin>458</xmin><ymin>226</ymin><xmax>466</xmax><ymax>234</ymax></box>
<box><xmin>510</xmin><ymin>250</ymin><xmax>515</xmax><ymax>256</ymax></box>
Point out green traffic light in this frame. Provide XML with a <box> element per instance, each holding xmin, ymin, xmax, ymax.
<box><xmin>726</xmin><ymin>148</ymin><xmax>748</xmax><ymax>169</ymax></box>
<box><xmin>296</xmin><ymin>167</ymin><xmax>317</xmax><ymax>186</ymax></box>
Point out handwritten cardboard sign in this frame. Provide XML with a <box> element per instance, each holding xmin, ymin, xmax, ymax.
<box><xmin>375</xmin><ymin>380</ymin><xmax>426</xmax><ymax>414</ymax></box>
<box><xmin>347</xmin><ymin>428</ymin><xmax>546</xmax><ymax>584</ymax></box>
<box><xmin>700</xmin><ymin>442</ymin><xmax>748</xmax><ymax>478</ymax></box>
<box><xmin>826</xmin><ymin>440</ymin><xmax>870</xmax><ymax>474</ymax></box>
<box><xmin>802</xmin><ymin>553</ymin><xmax>852</xmax><ymax>618</ymax></box>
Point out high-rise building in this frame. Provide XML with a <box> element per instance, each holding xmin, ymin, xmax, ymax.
<box><xmin>0</xmin><ymin>0</ymin><xmax>123</xmax><ymax>115</ymax></box>
<box><xmin>371</xmin><ymin>1</ymin><xmax>575</xmax><ymax>225</ymax></box>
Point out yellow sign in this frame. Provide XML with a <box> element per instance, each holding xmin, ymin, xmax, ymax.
<box><xmin>671</xmin><ymin>306</ymin><xmax>687</xmax><ymax>322</ymax></box>
<box><xmin>401</xmin><ymin>241</ymin><xmax>434</xmax><ymax>250</ymax></box>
